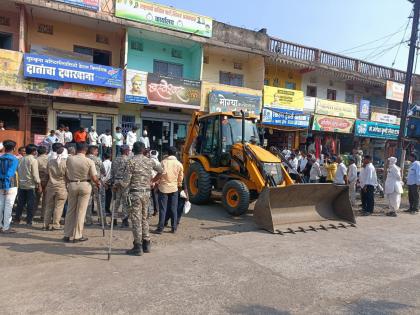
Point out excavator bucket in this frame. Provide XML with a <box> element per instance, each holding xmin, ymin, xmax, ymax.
<box><xmin>254</xmin><ymin>183</ymin><xmax>356</xmax><ymax>234</ymax></box>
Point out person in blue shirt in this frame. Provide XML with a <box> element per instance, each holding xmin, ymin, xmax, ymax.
<box><xmin>0</xmin><ymin>140</ymin><xmax>19</xmax><ymax>233</ymax></box>
<box><xmin>45</xmin><ymin>130</ymin><xmax>58</xmax><ymax>151</ymax></box>
<box><xmin>406</xmin><ymin>153</ymin><xmax>420</xmax><ymax>214</ymax></box>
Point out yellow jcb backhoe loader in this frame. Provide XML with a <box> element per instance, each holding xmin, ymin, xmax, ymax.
<box><xmin>182</xmin><ymin>111</ymin><xmax>356</xmax><ymax>234</ymax></box>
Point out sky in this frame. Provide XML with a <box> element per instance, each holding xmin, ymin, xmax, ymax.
<box><xmin>155</xmin><ymin>0</ymin><xmax>416</xmax><ymax>73</ymax></box>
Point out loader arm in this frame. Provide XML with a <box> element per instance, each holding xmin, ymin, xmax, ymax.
<box><xmin>182</xmin><ymin>111</ymin><xmax>203</xmax><ymax>173</ymax></box>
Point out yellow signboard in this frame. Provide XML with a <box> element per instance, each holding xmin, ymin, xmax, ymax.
<box><xmin>315</xmin><ymin>99</ymin><xmax>357</xmax><ymax>119</ymax></box>
<box><xmin>263</xmin><ymin>86</ymin><xmax>304</xmax><ymax>110</ymax></box>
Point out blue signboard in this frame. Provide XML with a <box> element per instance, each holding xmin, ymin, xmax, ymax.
<box><xmin>23</xmin><ymin>54</ymin><xmax>123</xmax><ymax>89</ymax></box>
<box><xmin>262</xmin><ymin>107</ymin><xmax>310</xmax><ymax>128</ymax></box>
<box><xmin>354</xmin><ymin>120</ymin><xmax>399</xmax><ymax>140</ymax></box>
<box><xmin>359</xmin><ymin>99</ymin><xmax>370</xmax><ymax>120</ymax></box>
<box><xmin>55</xmin><ymin>0</ymin><xmax>99</xmax><ymax>11</ymax></box>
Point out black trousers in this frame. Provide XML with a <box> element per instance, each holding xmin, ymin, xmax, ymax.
<box><xmin>361</xmin><ymin>185</ymin><xmax>375</xmax><ymax>213</ymax></box>
<box><xmin>408</xmin><ymin>184</ymin><xmax>419</xmax><ymax>211</ymax></box>
<box><xmin>105</xmin><ymin>185</ymin><xmax>112</xmax><ymax>213</ymax></box>
<box><xmin>158</xmin><ymin>191</ymin><xmax>178</xmax><ymax>230</ymax></box>
<box><xmin>15</xmin><ymin>188</ymin><xmax>36</xmax><ymax>224</ymax></box>
<box><xmin>165</xmin><ymin>192</ymin><xmax>185</xmax><ymax>226</ymax></box>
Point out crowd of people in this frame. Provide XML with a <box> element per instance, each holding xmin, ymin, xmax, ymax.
<box><xmin>281</xmin><ymin>148</ymin><xmax>420</xmax><ymax>217</ymax></box>
<box><xmin>0</xmin><ymin>125</ymin><xmax>186</xmax><ymax>256</ymax></box>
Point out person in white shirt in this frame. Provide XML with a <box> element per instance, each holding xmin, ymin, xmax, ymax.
<box><xmin>347</xmin><ymin>157</ymin><xmax>358</xmax><ymax>207</ymax></box>
<box><xmin>384</xmin><ymin>157</ymin><xmax>403</xmax><ymax>217</ymax></box>
<box><xmin>126</xmin><ymin>126</ymin><xmax>138</xmax><ymax>151</ymax></box>
<box><xmin>114</xmin><ymin>126</ymin><xmax>124</xmax><ymax>157</ymax></box>
<box><xmin>98</xmin><ymin>129</ymin><xmax>113</xmax><ymax>160</ymax></box>
<box><xmin>406</xmin><ymin>153</ymin><xmax>420</xmax><ymax>214</ymax></box>
<box><xmin>309</xmin><ymin>157</ymin><xmax>321</xmax><ymax>183</ymax></box>
<box><xmin>299</xmin><ymin>154</ymin><xmax>308</xmax><ymax>173</ymax></box>
<box><xmin>359</xmin><ymin>155</ymin><xmax>377</xmax><ymax>216</ymax></box>
<box><xmin>63</xmin><ymin>126</ymin><xmax>73</xmax><ymax>144</ymax></box>
<box><xmin>139</xmin><ymin>129</ymin><xmax>150</xmax><ymax>149</ymax></box>
<box><xmin>334</xmin><ymin>156</ymin><xmax>348</xmax><ymax>185</ymax></box>
<box><xmin>287</xmin><ymin>153</ymin><xmax>299</xmax><ymax>181</ymax></box>
<box><xmin>55</xmin><ymin>125</ymin><xmax>66</xmax><ymax>144</ymax></box>
<box><xmin>101</xmin><ymin>152</ymin><xmax>113</xmax><ymax>215</ymax></box>
<box><xmin>88</xmin><ymin>127</ymin><xmax>98</xmax><ymax>145</ymax></box>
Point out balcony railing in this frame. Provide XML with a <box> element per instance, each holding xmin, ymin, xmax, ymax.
<box><xmin>270</xmin><ymin>37</ymin><xmax>407</xmax><ymax>83</ymax></box>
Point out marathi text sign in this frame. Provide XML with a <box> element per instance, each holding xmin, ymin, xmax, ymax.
<box><xmin>262</xmin><ymin>107</ymin><xmax>310</xmax><ymax>128</ymax></box>
<box><xmin>263</xmin><ymin>86</ymin><xmax>304</xmax><ymax>110</ymax></box>
<box><xmin>146</xmin><ymin>73</ymin><xmax>201</xmax><ymax>109</ymax></box>
<box><xmin>24</xmin><ymin>54</ymin><xmax>123</xmax><ymax>89</ymax></box>
<box><xmin>371</xmin><ymin>112</ymin><xmax>401</xmax><ymax>125</ymax></box>
<box><xmin>359</xmin><ymin>99</ymin><xmax>370</xmax><ymax>120</ymax></box>
<box><xmin>355</xmin><ymin>120</ymin><xmax>399</xmax><ymax>140</ymax></box>
<box><xmin>386</xmin><ymin>80</ymin><xmax>412</xmax><ymax>102</ymax></box>
<box><xmin>0</xmin><ymin>49</ymin><xmax>120</xmax><ymax>102</ymax></box>
<box><xmin>209</xmin><ymin>90</ymin><xmax>261</xmax><ymax>115</ymax></box>
<box><xmin>125</xmin><ymin>69</ymin><xmax>149</xmax><ymax>104</ymax></box>
<box><xmin>315</xmin><ymin>99</ymin><xmax>357</xmax><ymax>119</ymax></box>
<box><xmin>312</xmin><ymin>114</ymin><xmax>354</xmax><ymax>134</ymax></box>
<box><xmin>54</xmin><ymin>0</ymin><xmax>99</xmax><ymax>11</ymax></box>
<box><xmin>116</xmin><ymin>0</ymin><xmax>212</xmax><ymax>38</ymax></box>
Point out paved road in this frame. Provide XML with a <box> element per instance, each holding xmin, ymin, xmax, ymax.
<box><xmin>1</xmin><ymin>201</ymin><xmax>420</xmax><ymax>314</ymax></box>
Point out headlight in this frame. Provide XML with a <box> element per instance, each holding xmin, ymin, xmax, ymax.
<box><xmin>263</xmin><ymin>163</ymin><xmax>283</xmax><ymax>185</ymax></box>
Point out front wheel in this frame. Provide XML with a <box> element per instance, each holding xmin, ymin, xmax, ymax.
<box><xmin>222</xmin><ymin>180</ymin><xmax>250</xmax><ymax>216</ymax></box>
<box><xmin>186</xmin><ymin>162</ymin><xmax>212</xmax><ymax>204</ymax></box>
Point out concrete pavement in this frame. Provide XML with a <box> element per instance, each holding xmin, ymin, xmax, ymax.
<box><xmin>1</xmin><ymin>202</ymin><xmax>420</xmax><ymax>314</ymax></box>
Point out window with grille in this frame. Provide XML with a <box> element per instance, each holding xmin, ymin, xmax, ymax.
<box><xmin>285</xmin><ymin>81</ymin><xmax>296</xmax><ymax>90</ymax></box>
<box><xmin>219</xmin><ymin>71</ymin><xmax>244</xmax><ymax>87</ymax></box>
<box><xmin>306</xmin><ymin>85</ymin><xmax>317</xmax><ymax>97</ymax></box>
<box><xmin>121</xmin><ymin>115</ymin><xmax>136</xmax><ymax>136</ymax></box>
<box><xmin>327</xmin><ymin>89</ymin><xmax>337</xmax><ymax>101</ymax></box>
<box><xmin>131</xmin><ymin>40</ymin><xmax>143</xmax><ymax>51</ymax></box>
<box><xmin>153</xmin><ymin>60</ymin><xmax>183</xmax><ymax>78</ymax></box>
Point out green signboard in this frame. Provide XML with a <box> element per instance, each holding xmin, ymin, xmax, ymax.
<box><xmin>115</xmin><ymin>0</ymin><xmax>212</xmax><ymax>38</ymax></box>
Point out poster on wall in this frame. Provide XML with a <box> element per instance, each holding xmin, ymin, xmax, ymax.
<box><xmin>125</xmin><ymin>69</ymin><xmax>149</xmax><ymax>104</ymax></box>
<box><xmin>359</xmin><ymin>99</ymin><xmax>370</xmax><ymax>120</ymax></box>
<box><xmin>23</xmin><ymin>54</ymin><xmax>123</xmax><ymax>89</ymax></box>
<box><xmin>263</xmin><ymin>86</ymin><xmax>304</xmax><ymax>110</ymax></box>
<box><xmin>312</xmin><ymin>114</ymin><xmax>354</xmax><ymax>133</ymax></box>
<box><xmin>355</xmin><ymin>120</ymin><xmax>399</xmax><ymax>140</ymax></box>
<box><xmin>315</xmin><ymin>99</ymin><xmax>357</xmax><ymax>119</ymax></box>
<box><xmin>386</xmin><ymin>80</ymin><xmax>412</xmax><ymax>102</ymax></box>
<box><xmin>146</xmin><ymin>72</ymin><xmax>201</xmax><ymax>109</ymax></box>
<box><xmin>208</xmin><ymin>90</ymin><xmax>261</xmax><ymax>114</ymax></box>
<box><xmin>262</xmin><ymin>107</ymin><xmax>310</xmax><ymax>128</ymax></box>
<box><xmin>54</xmin><ymin>0</ymin><xmax>99</xmax><ymax>11</ymax></box>
<box><xmin>0</xmin><ymin>49</ymin><xmax>120</xmax><ymax>102</ymax></box>
<box><xmin>115</xmin><ymin>0</ymin><xmax>213</xmax><ymax>38</ymax></box>
<box><xmin>371</xmin><ymin>112</ymin><xmax>401</xmax><ymax>125</ymax></box>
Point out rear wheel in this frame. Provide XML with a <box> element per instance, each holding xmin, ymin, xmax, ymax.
<box><xmin>186</xmin><ymin>162</ymin><xmax>212</xmax><ymax>204</ymax></box>
<box><xmin>222</xmin><ymin>180</ymin><xmax>250</xmax><ymax>216</ymax></box>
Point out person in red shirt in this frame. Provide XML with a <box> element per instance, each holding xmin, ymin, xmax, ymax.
<box><xmin>73</xmin><ymin>127</ymin><xmax>88</xmax><ymax>143</ymax></box>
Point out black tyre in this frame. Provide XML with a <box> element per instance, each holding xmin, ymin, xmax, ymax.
<box><xmin>222</xmin><ymin>180</ymin><xmax>250</xmax><ymax>216</ymax></box>
<box><xmin>186</xmin><ymin>162</ymin><xmax>212</xmax><ymax>204</ymax></box>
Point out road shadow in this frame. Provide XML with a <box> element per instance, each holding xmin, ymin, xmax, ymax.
<box><xmin>227</xmin><ymin>304</ymin><xmax>290</xmax><ymax>315</ymax></box>
<box><xmin>343</xmin><ymin>298</ymin><xmax>416</xmax><ymax>315</ymax></box>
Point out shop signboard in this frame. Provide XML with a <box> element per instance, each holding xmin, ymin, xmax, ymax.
<box><xmin>30</xmin><ymin>45</ymin><xmax>93</xmax><ymax>63</ymax></box>
<box><xmin>208</xmin><ymin>90</ymin><xmax>261</xmax><ymax>114</ymax></box>
<box><xmin>359</xmin><ymin>99</ymin><xmax>370</xmax><ymax>120</ymax></box>
<box><xmin>262</xmin><ymin>107</ymin><xmax>310</xmax><ymax>128</ymax></box>
<box><xmin>371</xmin><ymin>112</ymin><xmax>401</xmax><ymax>125</ymax></box>
<box><xmin>315</xmin><ymin>99</ymin><xmax>357</xmax><ymax>119</ymax></box>
<box><xmin>386</xmin><ymin>80</ymin><xmax>412</xmax><ymax>102</ymax></box>
<box><xmin>312</xmin><ymin>114</ymin><xmax>354</xmax><ymax>133</ymax></box>
<box><xmin>354</xmin><ymin>120</ymin><xmax>399</xmax><ymax>140</ymax></box>
<box><xmin>146</xmin><ymin>72</ymin><xmax>201</xmax><ymax>109</ymax></box>
<box><xmin>303</xmin><ymin>96</ymin><xmax>316</xmax><ymax>113</ymax></box>
<box><xmin>23</xmin><ymin>54</ymin><xmax>123</xmax><ymax>89</ymax></box>
<box><xmin>263</xmin><ymin>86</ymin><xmax>304</xmax><ymax>110</ymax></box>
<box><xmin>125</xmin><ymin>69</ymin><xmax>149</xmax><ymax>104</ymax></box>
<box><xmin>0</xmin><ymin>49</ymin><xmax>120</xmax><ymax>102</ymax></box>
<box><xmin>115</xmin><ymin>0</ymin><xmax>212</xmax><ymax>38</ymax></box>
<box><xmin>54</xmin><ymin>0</ymin><xmax>99</xmax><ymax>11</ymax></box>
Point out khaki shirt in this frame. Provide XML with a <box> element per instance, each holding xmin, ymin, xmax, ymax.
<box><xmin>47</xmin><ymin>158</ymin><xmax>67</xmax><ymax>188</ymax></box>
<box><xmin>37</xmin><ymin>154</ymin><xmax>49</xmax><ymax>184</ymax></box>
<box><xmin>158</xmin><ymin>156</ymin><xmax>183</xmax><ymax>194</ymax></box>
<box><xmin>17</xmin><ymin>155</ymin><xmax>41</xmax><ymax>189</ymax></box>
<box><xmin>66</xmin><ymin>153</ymin><xmax>97</xmax><ymax>182</ymax></box>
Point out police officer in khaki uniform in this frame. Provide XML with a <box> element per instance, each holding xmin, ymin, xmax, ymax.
<box><xmin>115</xmin><ymin>141</ymin><xmax>162</xmax><ymax>256</ymax></box>
<box><xmin>43</xmin><ymin>143</ymin><xmax>68</xmax><ymax>231</ymax></box>
<box><xmin>64</xmin><ymin>142</ymin><xmax>100</xmax><ymax>243</ymax></box>
<box><xmin>86</xmin><ymin>145</ymin><xmax>105</xmax><ymax>225</ymax></box>
<box><xmin>36</xmin><ymin>146</ymin><xmax>49</xmax><ymax>219</ymax></box>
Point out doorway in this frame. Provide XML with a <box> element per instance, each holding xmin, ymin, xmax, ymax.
<box><xmin>57</xmin><ymin>113</ymin><xmax>93</xmax><ymax>132</ymax></box>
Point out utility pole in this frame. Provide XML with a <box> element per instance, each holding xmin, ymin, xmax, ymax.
<box><xmin>398</xmin><ymin>0</ymin><xmax>420</xmax><ymax>170</ymax></box>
